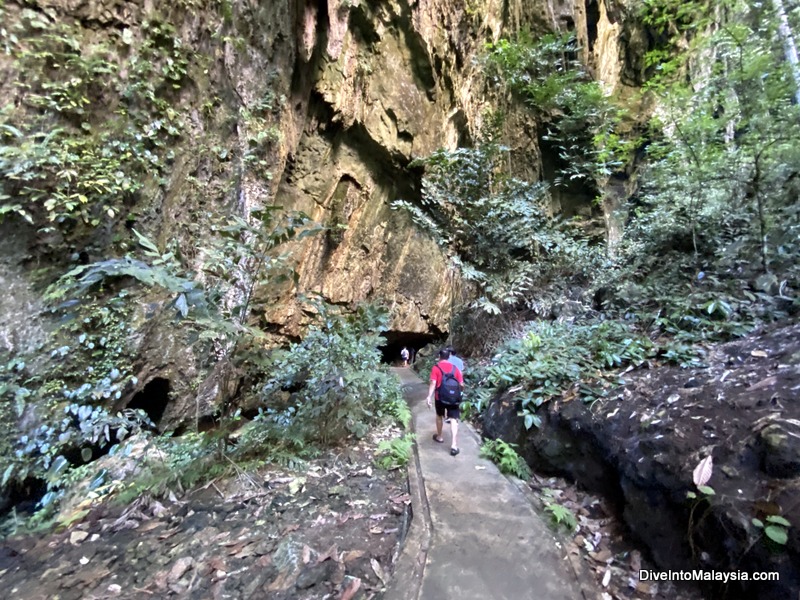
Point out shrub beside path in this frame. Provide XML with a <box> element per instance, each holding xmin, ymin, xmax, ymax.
<box><xmin>385</xmin><ymin>367</ymin><xmax>591</xmax><ymax>600</ymax></box>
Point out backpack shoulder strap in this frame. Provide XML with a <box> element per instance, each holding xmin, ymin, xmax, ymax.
<box><xmin>434</xmin><ymin>363</ymin><xmax>450</xmax><ymax>385</ymax></box>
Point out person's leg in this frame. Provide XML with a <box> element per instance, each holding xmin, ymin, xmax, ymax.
<box><xmin>433</xmin><ymin>401</ymin><xmax>445</xmax><ymax>442</ymax></box>
<box><xmin>450</xmin><ymin>419</ymin><xmax>459</xmax><ymax>451</ymax></box>
<box><xmin>448</xmin><ymin>407</ymin><xmax>461</xmax><ymax>455</ymax></box>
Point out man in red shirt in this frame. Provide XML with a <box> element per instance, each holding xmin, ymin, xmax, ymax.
<box><xmin>425</xmin><ymin>348</ymin><xmax>464</xmax><ymax>456</ymax></box>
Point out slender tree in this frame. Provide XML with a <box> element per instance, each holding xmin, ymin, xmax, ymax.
<box><xmin>772</xmin><ymin>0</ymin><xmax>800</xmax><ymax>105</ymax></box>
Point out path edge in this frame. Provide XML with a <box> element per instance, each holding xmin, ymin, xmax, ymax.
<box><xmin>468</xmin><ymin>422</ymin><xmax>599</xmax><ymax>600</ymax></box>
<box><xmin>385</xmin><ymin>398</ymin><xmax>432</xmax><ymax>600</ymax></box>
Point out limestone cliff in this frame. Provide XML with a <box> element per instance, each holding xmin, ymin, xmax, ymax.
<box><xmin>0</xmin><ymin>0</ymin><xmax>650</xmax><ymax>428</ymax></box>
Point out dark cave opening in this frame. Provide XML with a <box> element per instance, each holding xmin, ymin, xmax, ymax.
<box><xmin>379</xmin><ymin>331</ymin><xmax>440</xmax><ymax>365</ymax></box>
<box><xmin>0</xmin><ymin>477</ymin><xmax>47</xmax><ymax>517</ymax></box>
<box><xmin>586</xmin><ymin>0</ymin><xmax>600</xmax><ymax>55</ymax></box>
<box><xmin>127</xmin><ymin>377</ymin><xmax>171</xmax><ymax>426</ymax></box>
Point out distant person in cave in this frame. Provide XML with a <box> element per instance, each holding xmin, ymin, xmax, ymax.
<box><xmin>426</xmin><ymin>347</ymin><xmax>464</xmax><ymax>456</ymax></box>
<box><xmin>400</xmin><ymin>346</ymin><xmax>410</xmax><ymax>367</ymax></box>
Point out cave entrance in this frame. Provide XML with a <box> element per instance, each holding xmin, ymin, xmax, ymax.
<box><xmin>127</xmin><ymin>377</ymin><xmax>171</xmax><ymax>426</ymax></box>
<box><xmin>380</xmin><ymin>331</ymin><xmax>440</xmax><ymax>365</ymax></box>
<box><xmin>1</xmin><ymin>477</ymin><xmax>47</xmax><ymax>518</ymax></box>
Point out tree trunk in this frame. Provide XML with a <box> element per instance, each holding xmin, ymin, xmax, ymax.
<box><xmin>772</xmin><ymin>0</ymin><xmax>800</xmax><ymax>105</ymax></box>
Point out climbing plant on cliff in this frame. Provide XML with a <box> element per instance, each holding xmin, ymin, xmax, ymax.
<box><xmin>0</xmin><ymin>203</ymin><xmax>322</xmax><ymax>519</ymax></box>
<box><xmin>392</xmin><ymin>131</ymin><xmax>598</xmax><ymax>315</ymax></box>
<box><xmin>0</xmin><ymin>7</ymin><xmax>189</xmax><ymax>245</ymax></box>
<box><xmin>484</xmin><ymin>32</ymin><xmax>636</xmax><ymax>186</ymax></box>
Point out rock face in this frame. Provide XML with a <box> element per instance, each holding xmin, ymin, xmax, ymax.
<box><xmin>0</xmin><ymin>0</ymin><xmax>652</xmax><ymax>428</ymax></box>
<box><xmin>483</xmin><ymin>322</ymin><xmax>800</xmax><ymax>599</ymax></box>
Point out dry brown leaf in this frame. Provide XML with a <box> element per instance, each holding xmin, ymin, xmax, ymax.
<box><xmin>302</xmin><ymin>545</ymin><xmax>313</xmax><ymax>564</ymax></box>
<box><xmin>371</xmin><ymin>558</ymin><xmax>386</xmax><ymax>585</ymax></box>
<box><xmin>168</xmin><ymin>557</ymin><xmax>194</xmax><ymax>583</ymax></box>
<box><xmin>69</xmin><ymin>531</ymin><xmax>89</xmax><ymax>545</ymax></box>
<box><xmin>342</xmin><ymin>550</ymin><xmax>365</xmax><ymax>563</ymax></box>
<box><xmin>692</xmin><ymin>455</ymin><xmax>713</xmax><ymax>487</ymax></box>
<box><xmin>255</xmin><ymin>555</ymin><xmax>272</xmax><ymax>568</ymax></box>
<box><xmin>226</xmin><ymin>542</ymin><xmax>246</xmax><ymax>556</ymax></box>
<box><xmin>137</xmin><ymin>521</ymin><xmax>163</xmax><ymax>533</ymax></box>
<box><xmin>747</xmin><ymin>376</ymin><xmax>777</xmax><ymax>391</ymax></box>
<box><xmin>317</xmin><ymin>544</ymin><xmax>339</xmax><ymax>564</ymax></box>
<box><xmin>629</xmin><ymin>550</ymin><xmax>642</xmax><ymax>572</ymax></box>
<box><xmin>208</xmin><ymin>557</ymin><xmax>227</xmax><ymax>573</ymax></box>
<box><xmin>281</xmin><ymin>524</ymin><xmax>300</xmax><ymax>535</ymax></box>
<box><xmin>339</xmin><ymin>576</ymin><xmax>361</xmax><ymax>600</ymax></box>
<box><xmin>638</xmin><ymin>581</ymin><xmax>655</xmax><ymax>594</ymax></box>
<box><xmin>234</xmin><ymin>544</ymin><xmax>256</xmax><ymax>560</ymax></box>
<box><xmin>590</xmin><ymin>549</ymin><xmax>613</xmax><ymax>563</ymax></box>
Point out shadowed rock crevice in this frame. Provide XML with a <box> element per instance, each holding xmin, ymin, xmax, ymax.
<box><xmin>127</xmin><ymin>377</ymin><xmax>172</xmax><ymax>426</ymax></box>
<box><xmin>0</xmin><ymin>476</ymin><xmax>46</xmax><ymax>516</ymax></box>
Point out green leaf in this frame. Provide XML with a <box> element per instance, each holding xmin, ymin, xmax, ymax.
<box><xmin>523</xmin><ymin>412</ymin><xmax>542</xmax><ymax>430</ymax></box>
<box><xmin>50</xmin><ymin>455</ymin><xmax>70</xmax><ymax>476</ymax></box>
<box><xmin>751</xmin><ymin>518</ymin><xmax>764</xmax><ymax>528</ymax></box>
<box><xmin>132</xmin><ymin>228</ymin><xmax>160</xmax><ymax>255</ymax></box>
<box><xmin>81</xmin><ymin>447</ymin><xmax>93</xmax><ymax>462</ymax></box>
<box><xmin>766</xmin><ymin>515</ymin><xmax>791</xmax><ymax>527</ymax></box>
<box><xmin>1</xmin><ymin>465</ymin><xmax>13</xmax><ymax>487</ymax></box>
<box><xmin>175</xmin><ymin>293</ymin><xmax>189</xmax><ymax>317</ymax></box>
<box><xmin>697</xmin><ymin>485</ymin><xmax>715</xmax><ymax>496</ymax></box>
<box><xmin>764</xmin><ymin>525</ymin><xmax>788</xmax><ymax>545</ymax></box>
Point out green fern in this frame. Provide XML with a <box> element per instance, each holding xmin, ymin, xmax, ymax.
<box><xmin>375</xmin><ymin>434</ymin><xmax>415</xmax><ymax>470</ymax></box>
<box><xmin>480</xmin><ymin>438</ymin><xmax>531</xmax><ymax>480</ymax></box>
<box><xmin>544</xmin><ymin>502</ymin><xmax>578</xmax><ymax>531</ymax></box>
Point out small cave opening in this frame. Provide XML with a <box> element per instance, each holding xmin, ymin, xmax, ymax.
<box><xmin>127</xmin><ymin>377</ymin><xmax>171</xmax><ymax>426</ymax></box>
<box><xmin>379</xmin><ymin>331</ymin><xmax>440</xmax><ymax>366</ymax></box>
<box><xmin>1</xmin><ymin>477</ymin><xmax>47</xmax><ymax>517</ymax></box>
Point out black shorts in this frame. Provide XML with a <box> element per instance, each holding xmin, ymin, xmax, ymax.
<box><xmin>435</xmin><ymin>400</ymin><xmax>460</xmax><ymax>420</ymax></box>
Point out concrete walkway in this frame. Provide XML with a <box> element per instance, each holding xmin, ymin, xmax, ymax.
<box><xmin>386</xmin><ymin>367</ymin><xmax>589</xmax><ymax>600</ymax></box>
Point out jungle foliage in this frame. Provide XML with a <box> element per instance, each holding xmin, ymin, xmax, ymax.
<box><xmin>392</xmin><ymin>127</ymin><xmax>600</xmax><ymax>318</ymax></box>
<box><xmin>399</xmin><ymin>0</ymin><xmax>800</xmax><ymax>429</ymax></box>
<box><xmin>0</xmin><ymin>9</ymin><xmax>189</xmax><ymax>235</ymax></box>
<box><xmin>0</xmin><ymin>1</ymin><xmax>405</xmax><ymax>530</ymax></box>
<box><xmin>1</xmin><ymin>209</ymin><xmax>403</xmax><ymax>527</ymax></box>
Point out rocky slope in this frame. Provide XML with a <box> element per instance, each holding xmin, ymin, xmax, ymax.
<box><xmin>484</xmin><ymin>321</ymin><xmax>800</xmax><ymax>600</ymax></box>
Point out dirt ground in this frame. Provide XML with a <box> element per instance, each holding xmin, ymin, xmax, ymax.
<box><xmin>525</xmin><ymin>472</ymin><xmax>705</xmax><ymax>600</ymax></box>
<box><xmin>0</xmin><ymin>428</ymin><xmax>408</xmax><ymax>600</ymax></box>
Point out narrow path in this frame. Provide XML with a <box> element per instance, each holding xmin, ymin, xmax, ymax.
<box><xmin>386</xmin><ymin>367</ymin><xmax>588</xmax><ymax>600</ymax></box>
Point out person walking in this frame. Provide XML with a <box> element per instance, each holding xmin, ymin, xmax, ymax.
<box><xmin>426</xmin><ymin>348</ymin><xmax>464</xmax><ymax>456</ymax></box>
<box><xmin>400</xmin><ymin>346</ymin><xmax>409</xmax><ymax>367</ymax></box>
<box><xmin>444</xmin><ymin>346</ymin><xmax>464</xmax><ymax>423</ymax></box>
